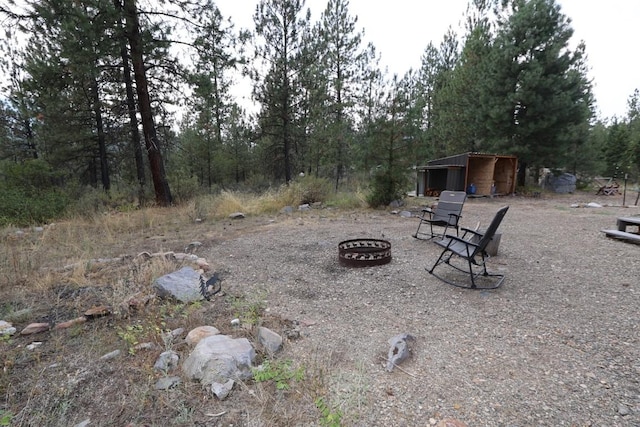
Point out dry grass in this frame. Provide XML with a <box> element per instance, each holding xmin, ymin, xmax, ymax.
<box><xmin>0</xmin><ymin>190</ymin><xmax>374</xmax><ymax>427</ymax></box>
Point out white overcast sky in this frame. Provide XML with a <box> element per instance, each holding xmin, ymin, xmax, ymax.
<box><xmin>215</xmin><ymin>0</ymin><xmax>640</xmax><ymax>120</ymax></box>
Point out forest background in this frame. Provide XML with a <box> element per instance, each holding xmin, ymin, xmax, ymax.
<box><xmin>1</xmin><ymin>0</ymin><xmax>639</xmax><ymax>225</ymax></box>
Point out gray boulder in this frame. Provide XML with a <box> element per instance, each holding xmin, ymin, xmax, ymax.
<box><xmin>183</xmin><ymin>334</ymin><xmax>256</xmax><ymax>386</ymax></box>
<box><xmin>153</xmin><ymin>267</ymin><xmax>203</xmax><ymax>303</ymax></box>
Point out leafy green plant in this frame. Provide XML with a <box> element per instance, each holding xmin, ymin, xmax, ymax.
<box><xmin>0</xmin><ymin>409</ymin><xmax>13</xmax><ymax>426</ymax></box>
<box><xmin>252</xmin><ymin>360</ymin><xmax>304</xmax><ymax>390</ymax></box>
<box><xmin>229</xmin><ymin>293</ymin><xmax>265</xmax><ymax>326</ymax></box>
<box><xmin>116</xmin><ymin>323</ymin><xmax>145</xmax><ymax>355</ymax></box>
<box><xmin>315</xmin><ymin>397</ymin><xmax>343</xmax><ymax>427</ymax></box>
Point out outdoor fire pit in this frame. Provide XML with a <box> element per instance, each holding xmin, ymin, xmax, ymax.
<box><xmin>338</xmin><ymin>238</ymin><xmax>392</xmax><ymax>267</ymax></box>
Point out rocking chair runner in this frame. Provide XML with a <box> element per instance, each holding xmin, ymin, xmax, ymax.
<box><xmin>427</xmin><ymin>206</ymin><xmax>509</xmax><ymax>289</ymax></box>
<box><xmin>413</xmin><ymin>191</ymin><xmax>467</xmax><ymax>240</ymax></box>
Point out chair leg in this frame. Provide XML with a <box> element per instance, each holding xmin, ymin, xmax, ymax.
<box><xmin>428</xmin><ymin>251</ymin><xmax>505</xmax><ymax>290</ymax></box>
<box><xmin>467</xmin><ymin>257</ymin><xmax>476</xmax><ymax>289</ymax></box>
<box><xmin>412</xmin><ymin>220</ymin><xmax>422</xmax><ymax>238</ymax></box>
<box><xmin>427</xmin><ymin>248</ymin><xmax>448</xmax><ymax>274</ymax></box>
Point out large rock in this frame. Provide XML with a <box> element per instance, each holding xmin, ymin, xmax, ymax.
<box><xmin>153</xmin><ymin>266</ymin><xmax>203</xmax><ymax>302</ymax></box>
<box><xmin>183</xmin><ymin>334</ymin><xmax>256</xmax><ymax>386</ymax></box>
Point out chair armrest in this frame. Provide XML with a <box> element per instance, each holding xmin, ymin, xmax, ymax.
<box><xmin>447</xmin><ymin>213</ymin><xmax>462</xmax><ymax>223</ymax></box>
<box><xmin>441</xmin><ymin>234</ymin><xmax>481</xmax><ymax>249</ymax></box>
<box><xmin>460</xmin><ymin>227</ymin><xmax>482</xmax><ymax>237</ymax></box>
<box><xmin>419</xmin><ymin>207</ymin><xmax>435</xmax><ymax>219</ymax></box>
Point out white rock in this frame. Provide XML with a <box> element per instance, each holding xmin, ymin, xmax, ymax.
<box><xmin>0</xmin><ymin>320</ymin><xmax>16</xmax><ymax>336</ymax></box>
<box><xmin>26</xmin><ymin>342</ymin><xmax>43</xmax><ymax>350</ymax></box>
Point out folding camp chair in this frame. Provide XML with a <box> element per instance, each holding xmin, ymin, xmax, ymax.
<box><xmin>413</xmin><ymin>191</ymin><xmax>467</xmax><ymax>240</ymax></box>
<box><xmin>427</xmin><ymin>206</ymin><xmax>509</xmax><ymax>289</ymax></box>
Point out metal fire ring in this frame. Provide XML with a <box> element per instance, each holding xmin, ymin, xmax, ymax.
<box><xmin>338</xmin><ymin>239</ymin><xmax>392</xmax><ymax>267</ymax></box>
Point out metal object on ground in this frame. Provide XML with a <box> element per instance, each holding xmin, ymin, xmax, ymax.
<box><xmin>338</xmin><ymin>239</ymin><xmax>392</xmax><ymax>267</ymax></box>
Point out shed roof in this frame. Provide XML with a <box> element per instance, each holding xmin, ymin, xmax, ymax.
<box><xmin>416</xmin><ymin>152</ymin><xmax>517</xmax><ymax>170</ymax></box>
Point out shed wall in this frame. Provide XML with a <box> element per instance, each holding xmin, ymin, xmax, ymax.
<box><xmin>417</xmin><ymin>153</ymin><xmax>517</xmax><ymax>196</ymax></box>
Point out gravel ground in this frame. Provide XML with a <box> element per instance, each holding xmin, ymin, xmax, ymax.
<box><xmin>208</xmin><ymin>194</ymin><xmax>640</xmax><ymax>426</ymax></box>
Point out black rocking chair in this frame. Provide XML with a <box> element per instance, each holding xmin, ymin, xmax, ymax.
<box><xmin>427</xmin><ymin>206</ymin><xmax>509</xmax><ymax>289</ymax></box>
<box><xmin>413</xmin><ymin>191</ymin><xmax>467</xmax><ymax>240</ymax></box>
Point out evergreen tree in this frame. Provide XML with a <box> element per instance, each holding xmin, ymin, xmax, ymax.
<box><xmin>432</xmin><ymin>22</ymin><xmax>492</xmax><ymax>155</ymax></box>
<box><xmin>185</xmin><ymin>3</ymin><xmax>239</xmax><ymax>188</ymax></box>
<box><xmin>366</xmin><ymin>74</ymin><xmax>415</xmax><ymax>207</ymax></box>
<box><xmin>483</xmin><ymin>0</ymin><xmax>593</xmax><ymax>184</ymax></box>
<box><xmin>425</xmin><ymin>29</ymin><xmax>460</xmax><ymax>158</ymax></box>
<box><xmin>252</xmin><ymin>0</ymin><xmax>311</xmax><ymax>184</ymax></box>
<box><xmin>625</xmin><ymin>89</ymin><xmax>640</xmax><ymax>179</ymax></box>
<box><xmin>352</xmin><ymin>43</ymin><xmax>384</xmax><ymax>173</ymax></box>
<box><xmin>313</xmin><ymin>0</ymin><xmax>366</xmax><ymax>189</ymax></box>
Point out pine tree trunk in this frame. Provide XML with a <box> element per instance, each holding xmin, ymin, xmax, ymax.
<box><xmin>90</xmin><ymin>77</ymin><xmax>110</xmax><ymax>192</ymax></box>
<box><xmin>123</xmin><ymin>0</ymin><xmax>172</xmax><ymax>206</ymax></box>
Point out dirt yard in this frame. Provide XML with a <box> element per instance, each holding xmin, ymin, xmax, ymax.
<box><xmin>1</xmin><ymin>192</ymin><xmax>639</xmax><ymax>426</ymax></box>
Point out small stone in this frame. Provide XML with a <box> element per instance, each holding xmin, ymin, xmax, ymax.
<box><xmin>229</xmin><ymin>212</ymin><xmax>245</xmax><ymax>219</ymax></box>
<box><xmin>124</xmin><ymin>292</ymin><xmax>154</xmax><ymax>310</ymax></box>
<box><xmin>155</xmin><ymin>376</ymin><xmax>181</xmax><ymax>390</ymax></box>
<box><xmin>174</xmin><ymin>252</ymin><xmax>198</xmax><ymax>261</ymax></box>
<box><xmin>154</xmin><ymin>350</ymin><xmax>179</xmax><ymax>372</ymax></box>
<box><xmin>84</xmin><ymin>305</ymin><xmax>111</xmax><ymax>318</ymax></box>
<box><xmin>211</xmin><ymin>379</ymin><xmax>235</xmax><ymax>400</ymax></box>
<box><xmin>133</xmin><ymin>342</ymin><xmax>156</xmax><ymax>351</ymax></box>
<box><xmin>386</xmin><ymin>333</ymin><xmax>414</xmax><ymax>372</ymax></box>
<box><xmin>185</xmin><ymin>326</ymin><xmax>220</xmax><ymax>346</ymax></box>
<box><xmin>184</xmin><ymin>241</ymin><xmax>203</xmax><ymax>253</ymax></box>
<box><xmin>100</xmin><ymin>349</ymin><xmax>121</xmax><ymax>361</ymax></box>
<box><xmin>618</xmin><ymin>404</ymin><xmax>631</xmax><ymax>416</ymax></box>
<box><xmin>195</xmin><ymin>258</ymin><xmax>210</xmax><ymax>271</ymax></box>
<box><xmin>0</xmin><ymin>320</ymin><xmax>17</xmax><ymax>336</ymax></box>
<box><xmin>54</xmin><ymin>316</ymin><xmax>88</xmax><ymax>330</ymax></box>
<box><xmin>257</xmin><ymin>326</ymin><xmax>283</xmax><ymax>353</ymax></box>
<box><xmin>230</xmin><ymin>318</ymin><xmax>240</xmax><ymax>326</ymax></box>
<box><xmin>20</xmin><ymin>322</ymin><xmax>50</xmax><ymax>335</ymax></box>
<box><xmin>74</xmin><ymin>419</ymin><xmax>91</xmax><ymax>427</ymax></box>
<box><xmin>436</xmin><ymin>419</ymin><xmax>468</xmax><ymax>427</ymax></box>
<box><xmin>26</xmin><ymin>342</ymin><xmax>43</xmax><ymax>350</ymax></box>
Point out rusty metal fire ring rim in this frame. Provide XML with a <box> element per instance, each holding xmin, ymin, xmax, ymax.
<box><xmin>338</xmin><ymin>238</ymin><xmax>392</xmax><ymax>267</ymax></box>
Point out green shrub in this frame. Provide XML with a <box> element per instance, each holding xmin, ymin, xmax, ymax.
<box><xmin>0</xmin><ymin>186</ymin><xmax>68</xmax><ymax>226</ymax></box>
<box><xmin>0</xmin><ymin>159</ymin><xmax>69</xmax><ymax>226</ymax></box>
<box><xmin>366</xmin><ymin>167</ymin><xmax>408</xmax><ymax>208</ymax></box>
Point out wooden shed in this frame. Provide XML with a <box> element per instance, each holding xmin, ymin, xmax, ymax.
<box><xmin>416</xmin><ymin>152</ymin><xmax>517</xmax><ymax>197</ymax></box>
